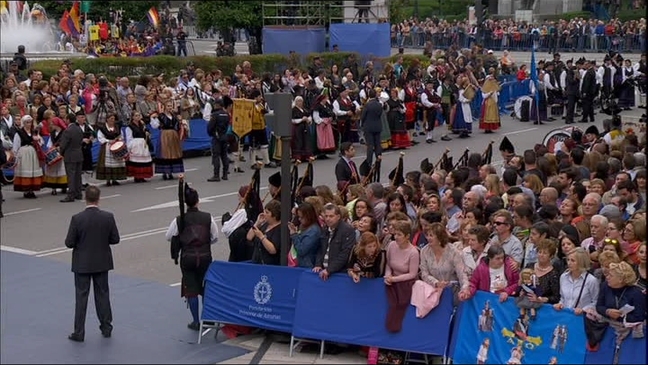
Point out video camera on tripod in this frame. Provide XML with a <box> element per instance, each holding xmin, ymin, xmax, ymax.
<box><xmin>98</xmin><ymin>76</ymin><xmax>111</xmax><ymax>103</ymax></box>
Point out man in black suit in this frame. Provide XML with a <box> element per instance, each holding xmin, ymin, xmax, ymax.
<box><xmin>313</xmin><ymin>203</ymin><xmax>356</xmax><ymax>281</ymax></box>
<box><xmin>579</xmin><ymin>60</ymin><xmax>597</xmax><ymax>124</ymax></box>
<box><xmin>360</xmin><ymin>89</ymin><xmax>383</xmax><ymax>166</ymax></box>
<box><xmin>65</xmin><ymin>186</ymin><xmax>120</xmax><ymax>342</ymax></box>
<box><xmin>58</xmin><ymin>113</ymin><xmax>84</xmax><ymax>202</ymax></box>
<box><xmin>334</xmin><ymin>142</ymin><xmax>360</xmax><ymax>198</ymax></box>
<box><xmin>564</xmin><ymin>63</ymin><xmax>580</xmax><ymax>125</ymax></box>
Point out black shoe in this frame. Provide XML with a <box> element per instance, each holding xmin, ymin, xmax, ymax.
<box><xmin>578</xmin><ymin>119</ymin><xmax>588</xmax><ymax>123</ymax></box>
<box><xmin>534</xmin><ymin>121</ymin><xmax>544</xmax><ymax>125</ymax></box>
<box><xmin>60</xmin><ymin>197</ymin><xmax>75</xmax><ymax>203</ymax></box>
<box><xmin>75</xmin><ymin>195</ymin><xmax>83</xmax><ymax>200</ymax></box>
<box><xmin>68</xmin><ymin>333</ymin><xmax>84</xmax><ymax>342</ymax></box>
<box><xmin>221</xmin><ymin>175</ymin><xmax>228</xmax><ymax>181</ymax></box>
<box><xmin>187</xmin><ymin>322</ymin><xmax>200</xmax><ymax>331</ymax></box>
<box><xmin>234</xmin><ymin>167</ymin><xmax>244</xmax><ymax>173</ymax></box>
<box><xmin>168</xmin><ymin>174</ymin><xmax>175</xmax><ymax>180</ymax></box>
<box><xmin>162</xmin><ymin>174</ymin><xmax>168</xmax><ymax>181</ymax></box>
<box><xmin>426</xmin><ymin>138</ymin><xmax>436</xmax><ymax>143</ymax></box>
<box><xmin>441</xmin><ymin>135</ymin><xmax>452</xmax><ymax>141</ymax></box>
<box><xmin>82</xmin><ymin>183</ymin><xmax>89</xmax><ymax>188</ymax></box>
<box><xmin>107</xmin><ymin>181</ymin><xmax>113</xmax><ymax>186</ymax></box>
<box><xmin>207</xmin><ymin>176</ymin><xmax>220</xmax><ymax>182</ymax></box>
<box><xmin>565</xmin><ymin>121</ymin><xmax>574</xmax><ymax>124</ymax></box>
<box><xmin>111</xmin><ymin>180</ymin><xmax>120</xmax><ymax>186</ymax></box>
<box><xmin>101</xmin><ymin>330</ymin><xmax>112</xmax><ymax>338</ymax></box>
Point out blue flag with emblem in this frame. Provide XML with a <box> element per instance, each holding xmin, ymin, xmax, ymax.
<box><xmin>452</xmin><ymin>291</ymin><xmax>587</xmax><ymax>364</ymax></box>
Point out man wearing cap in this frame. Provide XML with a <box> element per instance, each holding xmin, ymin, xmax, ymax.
<box><xmin>165</xmin><ymin>183</ymin><xmax>219</xmax><ymax>331</ymax></box>
<box><xmin>207</xmin><ymin>98</ymin><xmax>230</xmax><ymax>182</ymax></box>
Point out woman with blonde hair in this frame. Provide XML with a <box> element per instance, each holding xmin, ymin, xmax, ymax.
<box><xmin>484</xmin><ymin>174</ymin><xmax>502</xmax><ymax>199</ymax></box>
<box><xmin>420</xmin><ymin>222</ymin><xmax>469</xmax><ymax>298</ymax></box>
<box><xmin>595</xmin><ymin>261</ymin><xmax>645</xmax><ymax>336</ymax></box>
<box><xmin>622</xmin><ymin>219</ymin><xmax>646</xmax><ymax>265</ymax></box>
<box><xmin>522</xmin><ymin>173</ymin><xmax>544</xmax><ymax>197</ymax></box>
<box><xmin>315</xmin><ymin>185</ymin><xmax>343</xmax><ymax>206</ymax></box>
<box><xmin>347</xmin><ymin>232</ymin><xmax>386</xmax><ymax>282</ymax></box>
<box><xmin>554</xmin><ymin>247</ymin><xmax>600</xmax><ymax>314</ymax></box>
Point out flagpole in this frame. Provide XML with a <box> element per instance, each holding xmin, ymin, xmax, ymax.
<box><xmin>533</xmin><ymin>40</ymin><xmax>541</xmax><ymax>124</ymax></box>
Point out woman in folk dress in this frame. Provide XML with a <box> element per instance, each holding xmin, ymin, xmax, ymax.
<box><xmin>125</xmin><ymin>111</ymin><xmax>154</xmax><ymax>182</ymax></box>
<box><xmin>452</xmin><ymin>77</ymin><xmax>475</xmax><ymax>138</ymax></box>
<box><xmin>151</xmin><ymin>102</ymin><xmax>186</xmax><ymax>180</ymax></box>
<box><xmin>42</xmin><ymin>112</ymin><xmax>68</xmax><ymax>195</ymax></box>
<box><xmin>12</xmin><ymin>115</ymin><xmax>43</xmax><ymax>198</ymax></box>
<box><xmin>312</xmin><ymin>94</ymin><xmax>336</xmax><ymax>157</ymax></box>
<box><xmin>479</xmin><ymin>74</ymin><xmax>501</xmax><ymax>133</ymax></box>
<box><xmin>96</xmin><ymin>113</ymin><xmax>127</xmax><ymax>186</ymax></box>
<box><xmin>291</xmin><ymin>96</ymin><xmax>314</xmax><ymax>161</ymax></box>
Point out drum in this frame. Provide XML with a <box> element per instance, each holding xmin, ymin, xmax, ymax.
<box><xmin>542</xmin><ymin>127</ymin><xmax>583</xmax><ymax>154</ymax></box>
<box><xmin>45</xmin><ymin>147</ymin><xmax>63</xmax><ymax>166</ymax></box>
<box><xmin>109</xmin><ymin>141</ymin><xmax>129</xmax><ymax>160</ymax></box>
<box><xmin>3</xmin><ymin>151</ymin><xmax>16</xmax><ymax>169</ymax></box>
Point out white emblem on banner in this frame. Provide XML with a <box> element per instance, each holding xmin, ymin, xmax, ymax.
<box><xmin>253</xmin><ymin>275</ymin><xmax>273</xmax><ymax>305</ymax></box>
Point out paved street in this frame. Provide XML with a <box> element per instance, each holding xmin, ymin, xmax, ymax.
<box><xmin>2</xmin><ymin>106</ymin><xmax>644</xmax><ymax>288</ymax></box>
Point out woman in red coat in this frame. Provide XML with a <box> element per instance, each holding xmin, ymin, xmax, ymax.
<box><xmin>458</xmin><ymin>244</ymin><xmax>520</xmax><ymax>303</ymax></box>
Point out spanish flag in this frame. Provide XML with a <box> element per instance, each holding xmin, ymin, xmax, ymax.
<box><xmin>69</xmin><ymin>1</ymin><xmax>81</xmax><ymax>34</ymax></box>
<box><xmin>147</xmin><ymin>7</ymin><xmax>160</xmax><ymax>28</ymax></box>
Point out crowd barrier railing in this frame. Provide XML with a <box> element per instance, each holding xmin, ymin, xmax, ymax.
<box><xmin>199</xmin><ymin>261</ymin><xmax>646</xmax><ymax>364</ymax></box>
<box><xmin>392</xmin><ymin>32</ymin><xmax>646</xmax><ymax>53</ymax></box>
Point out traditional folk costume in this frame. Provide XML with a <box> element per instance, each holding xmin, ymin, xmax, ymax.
<box><xmin>43</xmin><ymin>125</ymin><xmax>68</xmax><ymax>193</ymax></box>
<box><xmin>479</xmin><ymin>76</ymin><xmax>501</xmax><ymax>133</ymax></box>
<box><xmin>248</xmin><ymin>90</ymin><xmax>275</xmax><ymax>168</ymax></box>
<box><xmin>312</xmin><ymin>95</ymin><xmax>336</xmax><ymax>155</ymax></box>
<box><xmin>151</xmin><ymin>113</ymin><xmax>185</xmax><ymax>178</ymax></box>
<box><xmin>378</xmin><ymin>90</ymin><xmax>392</xmax><ymax>150</ymax></box>
<box><xmin>290</xmin><ymin>101</ymin><xmax>314</xmax><ymax>161</ymax></box>
<box><xmin>78</xmin><ymin>117</ymin><xmax>95</xmax><ymax>185</ymax></box>
<box><xmin>438</xmin><ymin>81</ymin><xmax>455</xmax><ymax>140</ymax></box>
<box><xmin>403</xmin><ymin>84</ymin><xmax>419</xmax><ymax>139</ymax></box>
<box><xmin>452</xmin><ymin>82</ymin><xmax>475</xmax><ymax>138</ymax></box>
<box><xmin>125</xmin><ymin>121</ymin><xmax>154</xmax><ymax>181</ymax></box>
<box><xmin>12</xmin><ymin>122</ymin><xmax>43</xmax><ymax>197</ymax></box>
<box><xmin>386</xmin><ymin>95</ymin><xmax>410</xmax><ymax>149</ymax></box>
<box><xmin>332</xmin><ymin>91</ymin><xmax>360</xmax><ymax>144</ymax></box>
<box><xmin>420</xmin><ymin>80</ymin><xmax>441</xmax><ymax>143</ymax></box>
<box><xmin>636</xmin><ymin>59</ymin><xmax>647</xmax><ymax>108</ymax></box>
<box><xmin>618</xmin><ymin>63</ymin><xmax>636</xmax><ymax>109</ymax></box>
<box><xmin>96</xmin><ymin>125</ymin><xmax>127</xmax><ymax>183</ymax></box>
<box><xmin>530</xmin><ymin>71</ymin><xmax>549</xmax><ymax>122</ymax></box>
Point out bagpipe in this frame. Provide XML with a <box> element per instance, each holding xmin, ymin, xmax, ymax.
<box><xmin>419</xmin><ymin>148</ymin><xmax>451</xmax><ymax>175</ymax></box>
<box><xmin>293</xmin><ymin>157</ymin><xmax>315</xmax><ymax>205</ymax></box>
<box><xmin>452</xmin><ymin>148</ymin><xmax>470</xmax><ymax>170</ymax></box>
<box><xmin>481</xmin><ymin>140</ymin><xmax>494</xmax><ymax>165</ymax></box>
<box><xmin>359</xmin><ymin>158</ymin><xmax>381</xmax><ymax>186</ymax></box>
<box><xmin>388</xmin><ymin>152</ymin><xmax>405</xmax><ymax>187</ymax></box>
<box><xmin>221</xmin><ymin>163</ymin><xmax>264</xmax><ymax>238</ymax></box>
<box><xmin>260</xmin><ymin>159</ymin><xmax>301</xmax><ymax>205</ymax></box>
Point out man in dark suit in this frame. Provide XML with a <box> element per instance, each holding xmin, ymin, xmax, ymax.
<box><xmin>360</xmin><ymin>89</ymin><xmax>383</xmax><ymax>166</ymax></box>
<box><xmin>564</xmin><ymin>62</ymin><xmax>580</xmax><ymax>125</ymax></box>
<box><xmin>579</xmin><ymin>60</ymin><xmax>597</xmax><ymax>124</ymax></box>
<box><xmin>334</xmin><ymin>142</ymin><xmax>360</xmax><ymax>198</ymax></box>
<box><xmin>65</xmin><ymin>186</ymin><xmax>120</xmax><ymax>342</ymax></box>
<box><xmin>313</xmin><ymin>203</ymin><xmax>356</xmax><ymax>281</ymax></box>
<box><xmin>58</xmin><ymin>113</ymin><xmax>84</xmax><ymax>202</ymax></box>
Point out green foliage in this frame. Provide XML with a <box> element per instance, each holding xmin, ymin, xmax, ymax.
<box><xmin>399</xmin><ymin>0</ymin><xmax>474</xmax><ymax>20</ymax></box>
<box><xmin>30</xmin><ymin>53</ymin><xmax>433</xmax><ymax>82</ymax></box>
<box><xmin>37</xmin><ymin>1</ymin><xmax>159</xmax><ymax>22</ymax></box>
<box><xmin>195</xmin><ymin>1</ymin><xmax>263</xmax><ymax>32</ymax></box>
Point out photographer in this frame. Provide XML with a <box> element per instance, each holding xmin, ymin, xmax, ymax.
<box><xmin>94</xmin><ymin>77</ymin><xmax>118</xmax><ymax>128</ymax></box>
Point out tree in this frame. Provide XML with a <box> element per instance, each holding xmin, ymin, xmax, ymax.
<box><xmin>37</xmin><ymin>1</ymin><xmax>158</xmax><ymax>23</ymax></box>
<box><xmin>195</xmin><ymin>1</ymin><xmax>263</xmax><ymax>35</ymax></box>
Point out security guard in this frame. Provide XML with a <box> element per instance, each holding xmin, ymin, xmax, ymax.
<box><xmin>207</xmin><ymin>98</ymin><xmax>230</xmax><ymax>182</ymax></box>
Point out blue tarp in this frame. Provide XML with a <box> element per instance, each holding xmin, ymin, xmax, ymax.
<box><xmin>329</xmin><ymin>23</ymin><xmax>391</xmax><ymax>57</ymax></box>
<box><xmin>262</xmin><ymin>27</ymin><xmax>326</xmax><ymax>55</ymax></box>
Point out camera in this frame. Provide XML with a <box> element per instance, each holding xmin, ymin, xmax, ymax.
<box><xmin>98</xmin><ymin>77</ymin><xmax>110</xmax><ymax>102</ymax></box>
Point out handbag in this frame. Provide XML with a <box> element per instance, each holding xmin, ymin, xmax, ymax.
<box><xmin>0</xmin><ymin>130</ymin><xmax>12</xmax><ymax>149</ymax></box>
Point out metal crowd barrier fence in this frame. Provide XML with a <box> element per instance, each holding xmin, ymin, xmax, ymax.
<box><xmin>392</xmin><ymin>32</ymin><xmax>646</xmax><ymax>53</ymax></box>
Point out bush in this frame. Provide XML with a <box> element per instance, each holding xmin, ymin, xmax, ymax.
<box><xmin>31</xmin><ymin>52</ymin><xmax>432</xmax><ymax>82</ymax></box>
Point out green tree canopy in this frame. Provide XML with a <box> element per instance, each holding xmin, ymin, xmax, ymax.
<box><xmin>195</xmin><ymin>1</ymin><xmax>263</xmax><ymax>32</ymax></box>
<box><xmin>37</xmin><ymin>1</ymin><xmax>159</xmax><ymax>23</ymax></box>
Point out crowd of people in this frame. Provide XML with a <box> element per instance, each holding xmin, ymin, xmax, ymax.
<box><xmin>0</xmin><ymin>40</ymin><xmax>647</xmax><ymax>361</ymax></box>
<box><xmin>393</xmin><ymin>15</ymin><xmax>647</xmax><ymax>54</ymax></box>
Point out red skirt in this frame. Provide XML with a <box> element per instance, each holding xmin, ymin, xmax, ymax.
<box><xmin>127</xmin><ymin>161</ymin><xmax>154</xmax><ymax>179</ymax></box>
<box><xmin>390</xmin><ymin>132</ymin><xmax>411</xmax><ymax>149</ymax></box>
<box><xmin>405</xmin><ymin>102</ymin><xmax>417</xmax><ymax>128</ymax></box>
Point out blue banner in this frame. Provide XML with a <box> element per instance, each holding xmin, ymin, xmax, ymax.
<box><xmin>262</xmin><ymin>27</ymin><xmax>326</xmax><ymax>55</ymax></box>
<box><xmin>585</xmin><ymin>325</ymin><xmax>647</xmax><ymax>364</ymax></box>
<box><xmin>292</xmin><ymin>273</ymin><xmax>454</xmax><ymax>355</ymax></box>
<box><xmin>452</xmin><ymin>291</ymin><xmax>587</xmax><ymax>364</ymax></box>
<box><xmin>202</xmin><ymin>261</ymin><xmax>301</xmax><ymax>333</ymax></box>
<box><xmin>329</xmin><ymin>23</ymin><xmax>391</xmax><ymax>57</ymax></box>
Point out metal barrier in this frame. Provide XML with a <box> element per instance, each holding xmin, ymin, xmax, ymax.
<box><xmin>391</xmin><ymin>31</ymin><xmax>645</xmax><ymax>53</ymax></box>
<box><xmin>186</xmin><ymin>40</ymin><xmax>197</xmax><ymax>56</ymax></box>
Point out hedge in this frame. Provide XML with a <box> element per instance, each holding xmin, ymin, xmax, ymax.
<box><xmin>30</xmin><ymin>52</ymin><xmax>431</xmax><ymax>82</ymax></box>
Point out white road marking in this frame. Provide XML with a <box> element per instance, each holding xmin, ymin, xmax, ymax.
<box><xmin>2</xmin><ymin>208</ymin><xmax>42</xmax><ymax>216</ymax></box>
<box><xmin>504</xmin><ymin>128</ymin><xmax>538</xmax><ymax>136</ymax></box>
<box><xmin>102</xmin><ymin>194</ymin><xmax>121</xmax><ymax>199</ymax></box>
<box><xmin>0</xmin><ymin>245</ymin><xmax>37</xmax><ymax>256</ymax></box>
<box><xmin>131</xmin><ymin>188</ymin><xmax>267</xmax><ymax>212</ymax></box>
<box><xmin>170</xmin><ymin>282</ymin><xmax>182</xmax><ymax>287</ymax></box>
<box><xmin>155</xmin><ymin>182</ymin><xmax>192</xmax><ymax>190</ymax></box>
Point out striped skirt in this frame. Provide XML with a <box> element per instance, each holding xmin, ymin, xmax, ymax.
<box><xmin>96</xmin><ymin>143</ymin><xmax>127</xmax><ymax>181</ymax></box>
<box><xmin>154</xmin><ymin>130</ymin><xmax>184</xmax><ymax>174</ymax></box>
<box><xmin>13</xmin><ymin>145</ymin><xmax>43</xmax><ymax>192</ymax></box>
<box><xmin>126</xmin><ymin>138</ymin><xmax>153</xmax><ymax>179</ymax></box>
<box><xmin>43</xmin><ymin>158</ymin><xmax>67</xmax><ymax>189</ymax></box>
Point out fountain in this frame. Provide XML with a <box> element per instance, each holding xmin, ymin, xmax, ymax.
<box><xmin>0</xmin><ymin>1</ymin><xmax>55</xmax><ymax>53</ymax></box>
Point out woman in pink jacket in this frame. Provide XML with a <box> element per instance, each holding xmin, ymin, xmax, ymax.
<box><xmin>458</xmin><ymin>245</ymin><xmax>520</xmax><ymax>303</ymax></box>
